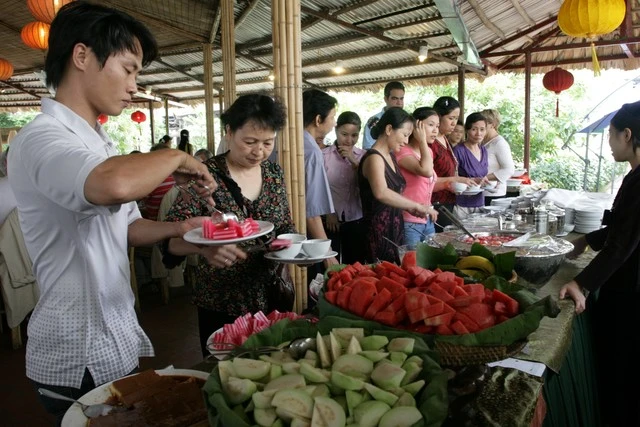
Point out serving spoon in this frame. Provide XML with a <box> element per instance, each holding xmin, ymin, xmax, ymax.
<box><xmin>175</xmin><ymin>183</ymin><xmax>239</xmax><ymax>223</ymax></box>
<box><xmin>38</xmin><ymin>388</ymin><xmax>125</xmax><ymax>418</ymax></box>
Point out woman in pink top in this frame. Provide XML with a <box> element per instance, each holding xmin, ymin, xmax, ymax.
<box><xmin>397</xmin><ymin>107</ymin><xmax>442</xmax><ymax>247</ymax></box>
<box><xmin>322</xmin><ymin>111</ymin><xmax>366</xmax><ymax>263</ymax></box>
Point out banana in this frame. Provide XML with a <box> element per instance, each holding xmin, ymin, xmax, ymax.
<box><xmin>455</xmin><ymin>256</ymin><xmax>496</xmax><ymax>275</ymax></box>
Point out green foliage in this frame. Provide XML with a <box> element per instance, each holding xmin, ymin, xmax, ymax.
<box><xmin>0</xmin><ymin>111</ymin><xmax>39</xmax><ymax>128</ymax></box>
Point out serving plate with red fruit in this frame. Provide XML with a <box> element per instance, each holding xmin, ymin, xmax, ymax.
<box><xmin>317</xmin><ymin>246</ymin><xmax>559</xmax><ymax>365</ymax></box>
<box><xmin>183</xmin><ymin>218</ymin><xmax>274</xmax><ymax>245</ymax></box>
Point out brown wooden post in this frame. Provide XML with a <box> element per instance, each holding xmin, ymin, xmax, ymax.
<box><xmin>203</xmin><ymin>43</ymin><xmax>216</xmax><ymax>153</ymax></box>
<box><xmin>148</xmin><ymin>100</ymin><xmax>154</xmax><ymax>147</ymax></box>
<box><xmin>164</xmin><ymin>98</ymin><xmax>169</xmax><ymax>135</ymax></box>
<box><xmin>524</xmin><ymin>51</ymin><xmax>531</xmax><ymax>172</ymax></box>
<box><xmin>457</xmin><ymin>65</ymin><xmax>465</xmax><ymax>119</ymax></box>
<box><xmin>273</xmin><ymin>0</ymin><xmax>306</xmax><ymax>313</ymax></box>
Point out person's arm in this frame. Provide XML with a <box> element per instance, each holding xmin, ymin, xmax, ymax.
<box><xmin>362</xmin><ymin>154</ymin><xmax>427</xmax><ymax>217</ymax></box>
<box><xmin>397</xmin><ymin>121</ymin><xmax>434</xmax><ymax>177</ymax></box>
<box><xmin>167</xmin><ymin>237</ymin><xmax>246</xmax><ymax>268</ymax></box>
<box><xmin>128</xmin><ymin>216</ymin><xmax>206</xmax><ymax>247</ymax></box>
<box><xmin>487</xmin><ymin>137</ymin><xmax>515</xmax><ymax>182</ymax></box>
<box><xmin>85</xmin><ymin>150</ymin><xmax>215</xmax><ymax>206</ymax></box>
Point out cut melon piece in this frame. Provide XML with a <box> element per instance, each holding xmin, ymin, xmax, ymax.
<box><xmin>271</xmin><ymin>389</ymin><xmax>314</xmax><ymax>419</ymax></box>
<box><xmin>300</xmin><ymin>362</ymin><xmax>331</xmax><ymax>384</ymax></box>
<box><xmin>265</xmin><ymin>374</ymin><xmax>306</xmax><ymax>391</ymax></box>
<box><xmin>311</xmin><ymin>396</ymin><xmax>347</xmax><ymax>427</ymax></box>
<box><xmin>400</xmin><ymin>362</ymin><xmax>422</xmax><ymax>386</ymax></box>
<box><xmin>282</xmin><ymin>362</ymin><xmax>301</xmax><ymax>375</ymax></box>
<box><xmin>304</xmin><ymin>350</ymin><xmax>319</xmax><ymax>361</ymax></box>
<box><xmin>270</xmin><ymin>364</ymin><xmax>283</xmax><ymax>381</ymax></box>
<box><xmin>402</xmin><ymin>356</ymin><xmax>423</xmax><ymax>368</ymax></box>
<box><xmin>353</xmin><ymin>400</ymin><xmax>391</xmax><ymax>427</ymax></box>
<box><xmin>252</xmin><ymin>389</ymin><xmax>277</xmax><ymax>409</ymax></box>
<box><xmin>389</xmin><ymin>352</ymin><xmax>408</xmax><ymax>366</ymax></box>
<box><xmin>360</xmin><ymin>335</ymin><xmax>389</xmax><ymax>351</ymax></box>
<box><xmin>311</xmin><ymin>384</ymin><xmax>331</xmax><ymax>398</ymax></box>
<box><xmin>260</xmin><ymin>352</ymin><xmax>296</xmax><ymax>366</ymax></box>
<box><xmin>401</xmin><ymin>380</ymin><xmax>425</xmax><ymax>396</ymax></box>
<box><xmin>217</xmin><ymin>360</ymin><xmax>237</xmax><ymax>385</ymax></box>
<box><xmin>331</xmin><ymin>328</ymin><xmax>365</xmax><ymax>348</ymax></box>
<box><xmin>363</xmin><ymin>383</ymin><xmax>399</xmax><ymax>406</ymax></box>
<box><xmin>387</xmin><ymin>338</ymin><xmax>415</xmax><ymax>354</ymax></box>
<box><xmin>346</xmin><ymin>336</ymin><xmax>363</xmax><ymax>355</ymax></box>
<box><xmin>358</xmin><ymin>350</ymin><xmax>389</xmax><ymax>362</ymax></box>
<box><xmin>291</xmin><ymin>417</ymin><xmax>312</xmax><ymax>427</ymax></box>
<box><xmin>299</xmin><ymin>359</ymin><xmax>318</xmax><ymax>368</ymax></box>
<box><xmin>316</xmin><ymin>332</ymin><xmax>332</xmax><ymax>368</ymax></box>
<box><xmin>378</xmin><ymin>406</ymin><xmax>423</xmax><ymax>427</ymax></box>
<box><xmin>225</xmin><ymin>376</ymin><xmax>257</xmax><ymax>405</ymax></box>
<box><xmin>393</xmin><ymin>392</ymin><xmax>416</xmax><ymax>408</ymax></box>
<box><xmin>254</xmin><ymin>407</ymin><xmax>277</xmax><ymax>427</ymax></box>
<box><xmin>332</xmin><ymin>354</ymin><xmax>374</xmax><ymax>376</ymax></box>
<box><xmin>330</xmin><ymin>371</ymin><xmax>365</xmax><ymax>391</ymax></box>
<box><xmin>370</xmin><ymin>362</ymin><xmax>406</xmax><ymax>390</ymax></box>
<box><xmin>233</xmin><ymin>358</ymin><xmax>272</xmax><ymax>381</ymax></box>
<box><xmin>329</xmin><ymin>332</ymin><xmax>343</xmax><ymax>363</ymax></box>
<box><xmin>345</xmin><ymin>390</ymin><xmax>364</xmax><ymax>418</ymax></box>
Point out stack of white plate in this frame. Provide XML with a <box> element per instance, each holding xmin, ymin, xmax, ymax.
<box><xmin>573</xmin><ymin>209</ymin><xmax>603</xmax><ymax>233</ymax></box>
<box><xmin>564</xmin><ymin>207</ymin><xmax>575</xmax><ymax>225</ymax></box>
<box><xmin>491</xmin><ymin>197</ymin><xmax>515</xmax><ymax>207</ymax></box>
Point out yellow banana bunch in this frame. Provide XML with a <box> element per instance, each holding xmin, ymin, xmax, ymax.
<box><xmin>455</xmin><ymin>255</ymin><xmax>496</xmax><ymax>276</ymax></box>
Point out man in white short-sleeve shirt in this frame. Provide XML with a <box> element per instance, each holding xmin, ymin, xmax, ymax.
<box><xmin>8</xmin><ymin>3</ymin><xmax>218</xmax><ymax>424</ymax></box>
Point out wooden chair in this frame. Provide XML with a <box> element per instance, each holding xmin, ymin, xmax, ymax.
<box><xmin>128</xmin><ymin>247</ymin><xmax>141</xmax><ymax>313</ymax></box>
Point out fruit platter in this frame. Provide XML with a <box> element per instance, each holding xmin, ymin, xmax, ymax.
<box><xmin>317</xmin><ymin>243</ymin><xmax>559</xmax><ymax>365</ymax></box>
<box><xmin>203</xmin><ymin>317</ymin><xmax>449</xmax><ymax>427</ymax></box>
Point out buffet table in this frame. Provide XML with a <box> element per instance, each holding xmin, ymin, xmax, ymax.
<box><xmin>191</xmin><ymin>237</ymin><xmax>599</xmax><ymax>427</ymax></box>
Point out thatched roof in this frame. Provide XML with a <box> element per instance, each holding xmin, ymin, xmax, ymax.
<box><xmin>0</xmin><ymin>0</ymin><xmax>639</xmax><ymax>110</ymax></box>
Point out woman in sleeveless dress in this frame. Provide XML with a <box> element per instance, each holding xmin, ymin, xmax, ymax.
<box><xmin>358</xmin><ymin>108</ymin><xmax>428</xmax><ymax>263</ymax></box>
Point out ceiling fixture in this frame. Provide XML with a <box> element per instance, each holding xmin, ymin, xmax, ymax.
<box><xmin>268</xmin><ymin>72</ymin><xmax>275</xmax><ymax>81</ymax></box>
<box><xmin>0</xmin><ymin>58</ymin><xmax>14</xmax><ymax>80</ymax></box>
<box><xmin>333</xmin><ymin>60</ymin><xmax>345</xmax><ymax>74</ymax></box>
<box><xmin>27</xmin><ymin>0</ymin><xmax>74</xmax><ymax>23</ymax></box>
<box><xmin>418</xmin><ymin>45</ymin><xmax>429</xmax><ymax>62</ymax></box>
<box><xmin>21</xmin><ymin>21</ymin><xmax>50</xmax><ymax>50</ymax></box>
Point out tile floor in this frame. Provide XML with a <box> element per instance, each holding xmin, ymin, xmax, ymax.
<box><xmin>0</xmin><ymin>285</ymin><xmax>202</xmax><ymax>426</ymax></box>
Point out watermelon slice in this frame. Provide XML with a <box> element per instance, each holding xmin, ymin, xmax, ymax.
<box><xmin>492</xmin><ymin>290</ymin><xmax>520</xmax><ymax>316</ymax></box>
<box><xmin>364</xmin><ymin>288</ymin><xmax>393</xmax><ymax>319</ymax></box>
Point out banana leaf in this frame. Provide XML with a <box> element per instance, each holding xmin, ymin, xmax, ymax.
<box><xmin>203</xmin><ymin>317</ymin><xmax>449</xmax><ymax>427</ymax></box>
<box><xmin>317</xmin><ymin>274</ymin><xmax>559</xmax><ymax>348</ymax></box>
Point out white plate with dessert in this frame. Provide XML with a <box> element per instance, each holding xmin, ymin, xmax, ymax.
<box><xmin>264</xmin><ymin>250</ymin><xmax>338</xmax><ymax>265</ymax></box>
<box><xmin>61</xmin><ymin>368</ymin><xmax>209</xmax><ymax>427</ymax></box>
<box><xmin>183</xmin><ymin>219</ymin><xmax>274</xmax><ymax>245</ymax></box>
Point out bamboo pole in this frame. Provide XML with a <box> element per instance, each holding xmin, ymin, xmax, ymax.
<box><xmin>203</xmin><ymin>43</ymin><xmax>216</xmax><ymax>153</ymax></box>
<box><xmin>164</xmin><ymin>98</ymin><xmax>169</xmax><ymax>135</ymax></box>
<box><xmin>148</xmin><ymin>100</ymin><xmax>155</xmax><ymax>147</ymax></box>
<box><xmin>219</xmin><ymin>0</ymin><xmax>236</xmax><ymax>155</ymax></box>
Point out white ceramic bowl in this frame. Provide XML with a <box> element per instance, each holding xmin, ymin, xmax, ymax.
<box><xmin>512</xmin><ymin>169</ymin><xmax>527</xmax><ymax>177</ymax></box>
<box><xmin>452</xmin><ymin>182</ymin><xmax>468</xmax><ymax>193</ymax></box>
<box><xmin>467</xmin><ymin>185</ymin><xmax>481</xmax><ymax>192</ymax></box>
<box><xmin>484</xmin><ymin>180</ymin><xmax>498</xmax><ymax>189</ymax></box>
<box><xmin>277</xmin><ymin>233</ymin><xmax>307</xmax><ymax>243</ymax></box>
<box><xmin>563</xmin><ymin>224</ymin><xmax>575</xmax><ymax>233</ymax></box>
<box><xmin>506</xmin><ymin>179</ymin><xmax>523</xmax><ymax>187</ymax></box>
<box><xmin>302</xmin><ymin>239</ymin><xmax>332</xmax><ymax>258</ymax></box>
<box><xmin>272</xmin><ymin>242</ymin><xmax>303</xmax><ymax>259</ymax></box>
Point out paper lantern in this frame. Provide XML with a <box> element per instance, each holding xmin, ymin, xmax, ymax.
<box><xmin>131</xmin><ymin>110</ymin><xmax>146</xmax><ymax>123</ymax></box>
<box><xmin>543</xmin><ymin>67</ymin><xmax>574</xmax><ymax>117</ymax></box>
<box><xmin>27</xmin><ymin>0</ymin><xmax>74</xmax><ymax>24</ymax></box>
<box><xmin>21</xmin><ymin>21</ymin><xmax>50</xmax><ymax>50</ymax></box>
<box><xmin>558</xmin><ymin>0</ymin><xmax>626</xmax><ymax>76</ymax></box>
<box><xmin>97</xmin><ymin>114</ymin><xmax>108</xmax><ymax>125</ymax></box>
<box><xmin>0</xmin><ymin>59</ymin><xmax>13</xmax><ymax>80</ymax></box>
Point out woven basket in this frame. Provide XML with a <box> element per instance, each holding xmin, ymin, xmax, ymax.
<box><xmin>434</xmin><ymin>340</ymin><xmax>527</xmax><ymax>366</ymax></box>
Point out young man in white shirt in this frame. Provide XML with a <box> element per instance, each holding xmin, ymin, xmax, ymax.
<box><xmin>8</xmin><ymin>2</ymin><xmax>220</xmax><ymax>423</ymax></box>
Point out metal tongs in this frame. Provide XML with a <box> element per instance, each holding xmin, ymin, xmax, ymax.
<box><xmin>433</xmin><ymin>203</ymin><xmax>476</xmax><ymax>240</ymax></box>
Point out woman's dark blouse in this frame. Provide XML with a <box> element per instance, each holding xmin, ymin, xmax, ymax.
<box><xmin>575</xmin><ymin>166</ymin><xmax>640</xmax><ymax>293</ymax></box>
<box><xmin>430</xmin><ymin>137</ymin><xmax>457</xmax><ymax>205</ymax></box>
<box><xmin>165</xmin><ymin>154</ymin><xmax>295</xmax><ymax>315</ymax></box>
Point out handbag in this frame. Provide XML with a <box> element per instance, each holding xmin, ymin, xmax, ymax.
<box><xmin>213</xmin><ymin>156</ymin><xmax>295</xmax><ymax>313</ymax></box>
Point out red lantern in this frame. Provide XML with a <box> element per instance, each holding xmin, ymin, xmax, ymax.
<box><xmin>21</xmin><ymin>21</ymin><xmax>50</xmax><ymax>50</ymax></box>
<box><xmin>0</xmin><ymin>58</ymin><xmax>13</xmax><ymax>80</ymax></box>
<box><xmin>130</xmin><ymin>111</ymin><xmax>146</xmax><ymax>123</ymax></box>
<box><xmin>97</xmin><ymin>114</ymin><xmax>108</xmax><ymax>125</ymax></box>
<box><xmin>542</xmin><ymin>67</ymin><xmax>574</xmax><ymax>117</ymax></box>
<box><xmin>27</xmin><ymin>0</ymin><xmax>75</xmax><ymax>24</ymax></box>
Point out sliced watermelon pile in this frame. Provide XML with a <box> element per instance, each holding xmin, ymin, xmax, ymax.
<box><xmin>202</xmin><ymin>217</ymin><xmax>260</xmax><ymax>240</ymax></box>
<box><xmin>209</xmin><ymin>310</ymin><xmax>305</xmax><ymax>349</ymax></box>
<box><xmin>323</xmin><ymin>261</ymin><xmax>520</xmax><ymax>335</ymax></box>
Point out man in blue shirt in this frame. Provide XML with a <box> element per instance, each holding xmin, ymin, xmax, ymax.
<box><xmin>362</xmin><ymin>81</ymin><xmax>406</xmax><ymax>149</ymax></box>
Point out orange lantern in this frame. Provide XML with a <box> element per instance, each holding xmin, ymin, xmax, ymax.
<box><xmin>131</xmin><ymin>111</ymin><xmax>146</xmax><ymax>123</ymax></box>
<box><xmin>543</xmin><ymin>67</ymin><xmax>574</xmax><ymax>117</ymax></box>
<box><xmin>97</xmin><ymin>114</ymin><xmax>108</xmax><ymax>125</ymax></box>
<box><xmin>558</xmin><ymin>0</ymin><xmax>626</xmax><ymax>76</ymax></box>
<box><xmin>0</xmin><ymin>59</ymin><xmax>13</xmax><ymax>80</ymax></box>
<box><xmin>21</xmin><ymin>21</ymin><xmax>50</xmax><ymax>50</ymax></box>
<box><xmin>27</xmin><ymin>0</ymin><xmax>74</xmax><ymax>24</ymax></box>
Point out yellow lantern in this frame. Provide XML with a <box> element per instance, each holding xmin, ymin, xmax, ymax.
<box><xmin>27</xmin><ymin>0</ymin><xmax>74</xmax><ymax>24</ymax></box>
<box><xmin>21</xmin><ymin>21</ymin><xmax>50</xmax><ymax>50</ymax></box>
<box><xmin>0</xmin><ymin>58</ymin><xmax>13</xmax><ymax>80</ymax></box>
<box><xmin>558</xmin><ymin>0</ymin><xmax>626</xmax><ymax>76</ymax></box>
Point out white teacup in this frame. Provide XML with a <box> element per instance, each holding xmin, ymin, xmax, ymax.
<box><xmin>452</xmin><ymin>182</ymin><xmax>468</xmax><ymax>193</ymax></box>
<box><xmin>272</xmin><ymin>242</ymin><xmax>302</xmax><ymax>259</ymax></box>
<box><xmin>277</xmin><ymin>233</ymin><xmax>306</xmax><ymax>243</ymax></box>
<box><xmin>302</xmin><ymin>239</ymin><xmax>332</xmax><ymax>258</ymax></box>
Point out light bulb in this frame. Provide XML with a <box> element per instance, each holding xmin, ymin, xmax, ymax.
<box><xmin>334</xmin><ymin>60</ymin><xmax>345</xmax><ymax>74</ymax></box>
<box><xmin>418</xmin><ymin>45</ymin><xmax>429</xmax><ymax>62</ymax></box>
